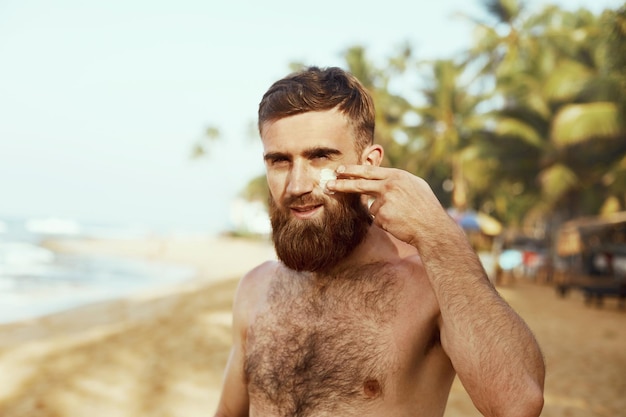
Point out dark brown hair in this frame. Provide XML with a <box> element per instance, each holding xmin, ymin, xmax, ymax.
<box><xmin>258</xmin><ymin>66</ymin><xmax>375</xmax><ymax>154</ymax></box>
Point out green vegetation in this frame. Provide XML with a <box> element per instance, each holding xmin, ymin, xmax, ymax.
<box><xmin>211</xmin><ymin>1</ymin><xmax>626</xmax><ymax>238</ymax></box>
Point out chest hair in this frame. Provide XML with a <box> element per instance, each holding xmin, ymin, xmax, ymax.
<box><xmin>244</xmin><ymin>262</ymin><xmax>403</xmax><ymax>416</ymax></box>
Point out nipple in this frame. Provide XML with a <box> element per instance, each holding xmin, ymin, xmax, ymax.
<box><xmin>363</xmin><ymin>379</ymin><xmax>382</xmax><ymax>398</ymax></box>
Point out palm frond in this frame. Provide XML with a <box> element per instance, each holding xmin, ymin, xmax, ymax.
<box><xmin>495</xmin><ymin>117</ymin><xmax>544</xmax><ymax>148</ymax></box>
<box><xmin>543</xmin><ymin>60</ymin><xmax>592</xmax><ymax>102</ymax></box>
<box><xmin>551</xmin><ymin>102</ymin><xmax>621</xmax><ymax>147</ymax></box>
<box><xmin>538</xmin><ymin>164</ymin><xmax>579</xmax><ymax>204</ymax></box>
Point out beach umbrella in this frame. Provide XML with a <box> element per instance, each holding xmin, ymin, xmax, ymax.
<box><xmin>448</xmin><ymin>209</ymin><xmax>503</xmax><ymax>236</ymax></box>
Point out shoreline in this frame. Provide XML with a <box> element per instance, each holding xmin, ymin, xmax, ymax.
<box><xmin>0</xmin><ymin>235</ymin><xmax>275</xmax><ymax>329</ymax></box>
<box><xmin>41</xmin><ymin>234</ymin><xmax>276</xmax><ymax>276</ymax></box>
<box><xmin>0</xmin><ymin>235</ymin><xmax>276</xmax><ymax>415</ymax></box>
<box><xmin>0</xmin><ymin>235</ymin><xmax>625</xmax><ymax>416</ymax></box>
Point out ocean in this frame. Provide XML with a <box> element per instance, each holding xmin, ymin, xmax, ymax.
<box><xmin>0</xmin><ymin>217</ymin><xmax>197</xmax><ymax>324</ymax></box>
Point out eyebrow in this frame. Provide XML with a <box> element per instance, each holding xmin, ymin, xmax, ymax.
<box><xmin>263</xmin><ymin>147</ymin><xmax>342</xmax><ymax>162</ymax></box>
<box><xmin>263</xmin><ymin>151</ymin><xmax>289</xmax><ymax>162</ymax></box>
<box><xmin>302</xmin><ymin>147</ymin><xmax>342</xmax><ymax>159</ymax></box>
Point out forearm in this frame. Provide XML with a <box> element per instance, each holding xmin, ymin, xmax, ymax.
<box><xmin>416</xmin><ymin>220</ymin><xmax>545</xmax><ymax>417</ymax></box>
<box><xmin>327</xmin><ymin>166</ymin><xmax>544</xmax><ymax>414</ymax></box>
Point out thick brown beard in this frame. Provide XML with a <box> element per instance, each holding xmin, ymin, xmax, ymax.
<box><xmin>269</xmin><ymin>192</ymin><xmax>372</xmax><ymax>273</ymax></box>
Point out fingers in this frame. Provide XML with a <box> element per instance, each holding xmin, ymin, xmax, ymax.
<box><xmin>326</xmin><ymin>165</ymin><xmax>386</xmax><ymax>195</ymax></box>
<box><xmin>327</xmin><ymin>177</ymin><xmax>381</xmax><ymax>195</ymax></box>
<box><xmin>336</xmin><ymin>164</ymin><xmax>385</xmax><ymax>180</ymax></box>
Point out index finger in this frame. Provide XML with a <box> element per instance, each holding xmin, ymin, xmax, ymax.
<box><xmin>326</xmin><ymin>176</ymin><xmax>382</xmax><ymax>196</ymax></box>
<box><xmin>336</xmin><ymin>164</ymin><xmax>386</xmax><ymax>180</ymax></box>
<box><xmin>327</xmin><ymin>164</ymin><xmax>386</xmax><ymax>196</ymax></box>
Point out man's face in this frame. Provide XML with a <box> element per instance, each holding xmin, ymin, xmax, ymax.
<box><xmin>260</xmin><ymin>109</ymin><xmax>372</xmax><ymax>272</ymax></box>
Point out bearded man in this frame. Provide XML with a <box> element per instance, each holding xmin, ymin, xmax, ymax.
<box><xmin>214</xmin><ymin>66</ymin><xmax>545</xmax><ymax>417</ymax></box>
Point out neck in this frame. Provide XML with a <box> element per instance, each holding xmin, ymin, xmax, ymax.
<box><xmin>309</xmin><ymin>225</ymin><xmax>403</xmax><ymax>278</ymax></box>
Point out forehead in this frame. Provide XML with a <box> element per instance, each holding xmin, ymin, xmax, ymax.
<box><xmin>260</xmin><ymin>109</ymin><xmax>355</xmax><ymax>153</ymax></box>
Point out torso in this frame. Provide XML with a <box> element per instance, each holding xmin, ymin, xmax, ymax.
<box><xmin>241</xmin><ymin>245</ymin><xmax>456</xmax><ymax>417</ymax></box>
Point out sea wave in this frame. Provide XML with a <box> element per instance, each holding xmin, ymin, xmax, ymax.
<box><xmin>0</xmin><ymin>216</ymin><xmax>196</xmax><ymax>324</ymax></box>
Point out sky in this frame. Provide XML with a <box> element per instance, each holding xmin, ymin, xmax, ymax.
<box><xmin>0</xmin><ymin>0</ymin><xmax>622</xmax><ymax>235</ymax></box>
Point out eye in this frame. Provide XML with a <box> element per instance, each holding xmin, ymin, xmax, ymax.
<box><xmin>266</xmin><ymin>155</ymin><xmax>290</xmax><ymax>167</ymax></box>
<box><xmin>310</xmin><ymin>149</ymin><xmax>340</xmax><ymax>161</ymax></box>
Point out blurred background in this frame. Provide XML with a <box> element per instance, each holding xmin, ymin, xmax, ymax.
<box><xmin>1</xmin><ymin>0</ymin><xmax>623</xmax><ymax>236</ymax></box>
<box><xmin>0</xmin><ymin>0</ymin><xmax>625</xmax><ymax>416</ymax></box>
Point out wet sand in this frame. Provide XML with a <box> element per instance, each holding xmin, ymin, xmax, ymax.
<box><xmin>0</xmin><ymin>236</ymin><xmax>624</xmax><ymax>416</ymax></box>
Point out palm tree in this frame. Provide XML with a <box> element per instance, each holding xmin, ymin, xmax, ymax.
<box><xmin>412</xmin><ymin>59</ymin><xmax>491</xmax><ymax>211</ymax></box>
<box><xmin>190</xmin><ymin>126</ymin><xmax>220</xmax><ymax>159</ymax></box>
<box><xmin>466</xmin><ymin>2</ymin><xmax>626</xmax><ymax>231</ymax></box>
<box><xmin>343</xmin><ymin>46</ymin><xmax>417</xmax><ymax>171</ymax></box>
<box><xmin>345</xmin><ymin>47</ymin><xmax>495</xmax><ymax>215</ymax></box>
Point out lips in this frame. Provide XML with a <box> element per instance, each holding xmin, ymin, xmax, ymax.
<box><xmin>290</xmin><ymin>204</ymin><xmax>323</xmax><ymax>219</ymax></box>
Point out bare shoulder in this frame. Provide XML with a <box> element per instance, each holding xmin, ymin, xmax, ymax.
<box><xmin>398</xmin><ymin>253</ymin><xmax>435</xmax><ymax>297</ymax></box>
<box><xmin>382</xmin><ymin>231</ymin><xmax>429</xmax><ymax>282</ymax></box>
<box><xmin>237</xmin><ymin>260</ymin><xmax>278</xmax><ymax>294</ymax></box>
<box><xmin>232</xmin><ymin>260</ymin><xmax>279</xmax><ymax>330</ymax></box>
<box><xmin>365</xmin><ymin>227</ymin><xmax>432</xmax><ymax>289</ymax></box>
<box><xmin>385</xmin><ymin>238</ymin><xmax>441</xmax><ymax>318</ymax></box>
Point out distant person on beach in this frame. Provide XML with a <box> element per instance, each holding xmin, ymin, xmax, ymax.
<box><xmin>214</xmin><ymin>66</ymin><xmax>545</xmax><ymax>417</ymax></box>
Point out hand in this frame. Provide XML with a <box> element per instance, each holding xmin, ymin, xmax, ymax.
<box><xmin>327</xmin><ymin>165</ymin><xmax>459</xmax><ymax>247</ymax></box>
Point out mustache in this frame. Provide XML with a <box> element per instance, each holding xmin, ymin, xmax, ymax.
<box><xmin>281</xmin><ymin>193</ymin><xmax>329</xmax><ymax>208</ymax></box>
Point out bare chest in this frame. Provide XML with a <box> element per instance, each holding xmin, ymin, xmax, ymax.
<box><xmin>244</xmin><ymin>263</ymin><xmax>403</xmax><ymax>416</ymax></box>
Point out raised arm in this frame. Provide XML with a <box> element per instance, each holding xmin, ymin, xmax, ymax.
<box><xmin>328</xmin><ymin>165</ymin><xmax>545</xmax><ymax>417</ymax></box>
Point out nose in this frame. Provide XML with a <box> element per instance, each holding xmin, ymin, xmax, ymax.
<box><xmin>286</xmin><ymin>160</ymin><xmax>315</xmax><ymax>197</ymax></box>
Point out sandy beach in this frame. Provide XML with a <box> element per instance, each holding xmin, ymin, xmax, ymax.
<box><xmin>0</xmin><ymin>236</ymin><xmax>624</xmax><ymax>417</ymax></box>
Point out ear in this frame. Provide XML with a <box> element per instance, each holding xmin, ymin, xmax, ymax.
<box><xmin>362</xmin><ymin>144</ymin><xmax>384</xmax><ymax>167</ymax></box>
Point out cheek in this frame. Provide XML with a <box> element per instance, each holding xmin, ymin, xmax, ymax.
<box><xmin>266</xmin><ymin>172</ymin><xmax>285</xmax><ymax>200</ymax></box>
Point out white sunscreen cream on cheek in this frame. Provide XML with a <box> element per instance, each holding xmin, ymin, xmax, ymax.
<box><xmin>319</xmin><ymin>168</ymin><xmax>337</xmax><ymax>194</ymax></box>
